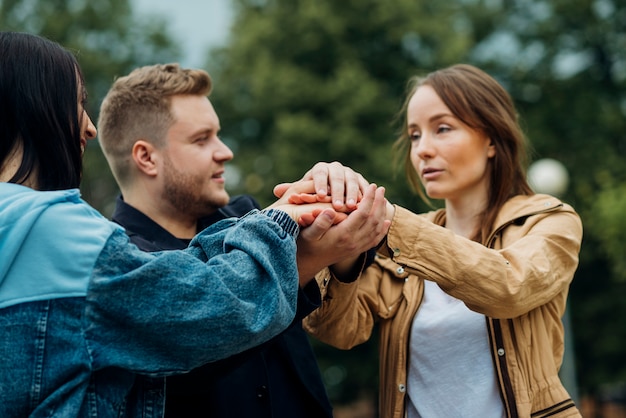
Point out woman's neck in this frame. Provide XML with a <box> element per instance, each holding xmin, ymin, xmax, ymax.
<box><xmin>0</xmin><ymin>144</ymin><xmax>38</xmax><ymax>189</ymax></box>
<box><xmin>444</xmin><ymin>197</ymin><xmax>486</xmax><ymax>239</ymax></box>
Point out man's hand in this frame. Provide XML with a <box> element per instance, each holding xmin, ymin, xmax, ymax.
<box><xmin>295</xmin><ymin>184</ymin><xmax>390</xmax><ymax>284</ymax></box>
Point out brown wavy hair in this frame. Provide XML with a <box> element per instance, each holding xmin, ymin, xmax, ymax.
<box><xmin>393</xmin><ymin>64</ymin><xmax>534</xmax><ymax>243</ymax></box>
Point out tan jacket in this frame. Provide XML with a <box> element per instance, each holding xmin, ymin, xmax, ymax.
<box><xmin>305</xmin><ymin>194</ymin><xmax>583</xmax><ymax>418</ymax></box>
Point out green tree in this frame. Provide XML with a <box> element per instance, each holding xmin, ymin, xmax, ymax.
<box><xmin>1</xmin><ymin>0</ymin><xmax>181</xmax><ymax>214</ymax></box>
<box><xmin>208</xmin><ymin>0</ymin><xmax>504</xmax><ymax>212</ymax></box>
<box><xmin>207</xmin><ymin>0</ymin><xmax>626</xmax><ymax>407</ymax></box>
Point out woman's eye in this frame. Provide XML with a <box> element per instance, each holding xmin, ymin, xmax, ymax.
<box><xmin>409</xmin><ymin>132</ymin><xmax>421</xmax><ymax>141</ymax></box>
<box><xmin>437</xmin><ymin>125</ymin><xmax>451</xmax><ymax>134</ymax></box>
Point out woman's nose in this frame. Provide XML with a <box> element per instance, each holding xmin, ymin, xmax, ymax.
<box><xmin>415</xmin><ymin>134</ymin><xmax>435</xmax><ymax>160</ymax></box>
<box><xmin>85</xmin><ymin>115</ymin><xmax>97</xmax><ymax>140</ymax></box>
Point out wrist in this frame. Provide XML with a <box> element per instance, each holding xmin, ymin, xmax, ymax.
<box><xmin>260</xmin><ymin>208</ymin><xmax>299</xmax><ymax>238</ymax></box>
<box><xmin>386</xmin><ymin>200</ymin><xmax>395</xmax><ymax>222</ymax></box>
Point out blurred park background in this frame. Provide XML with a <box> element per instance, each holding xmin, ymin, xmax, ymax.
<box><xmin>2</xmin><ymin>0</ymin><xmax>625</xmax><ymax>416</ymax></box>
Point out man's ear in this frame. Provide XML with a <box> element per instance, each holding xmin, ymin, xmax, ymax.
<box><xmin>131</xmin><ymin>140</ymin><xmax>159</xmax><ymax>177</ymax></box>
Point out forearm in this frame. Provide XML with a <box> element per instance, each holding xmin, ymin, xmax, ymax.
<box><xmin>305</xmin><ymin>269</ymin><xmax>378</xmax><ymax>350</ymax></box>
<box><xmin>383</xmin><ymin>205</ymin><xmax>583</xmax><ymax>318</ymax></box>
<box><xmin>87</xmin><ymin>210</ymin><xmax>301</xmax><ymax>373</ymax></box>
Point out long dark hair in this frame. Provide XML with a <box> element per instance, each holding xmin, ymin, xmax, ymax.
<box><xmin>0</xmin><ymin>31</ymin><xmax>84</xmax><ymax>190</ymax></box>
<box><xmin>394</xmin><ymin>64</ymin><xmax>534</xmax><ymax>243</ymax></box>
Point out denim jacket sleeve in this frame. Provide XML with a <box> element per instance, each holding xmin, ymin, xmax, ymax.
<box><xmin>85</xmin><ymin>209</ymin><xmax>300</xmax><ymax>376</ymax></box>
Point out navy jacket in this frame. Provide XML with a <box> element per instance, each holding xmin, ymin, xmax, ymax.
<box><xmin>112</xmin><ymin>195</ymin><xmax>334</xmax><ymax>418</ymax></box>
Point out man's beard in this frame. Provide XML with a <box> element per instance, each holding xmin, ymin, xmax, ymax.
<box><xmin>162</xmin><ymin>156</ymin><xmax>229</xmax><ymax>218</ymax></box>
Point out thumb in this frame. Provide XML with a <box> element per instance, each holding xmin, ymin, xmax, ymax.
<box><xmin>273</xmin><ymin>182</ymin><xmax>292</xmax><ymax>198</ymax></box>
<box><xmin>299</xmin><ymin>209</ymin><xmax>337</xmax><ymax>241</ymax></box>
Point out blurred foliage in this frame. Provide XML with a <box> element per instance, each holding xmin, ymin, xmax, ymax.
<box><xmin>0</xmin><ymin>0</ymin><xmax>182</xmax><ymax>216</ymax></box>
<box><xmin>585</xmin><ymin>176</ymin><xmax>626</xmax><ymax>282</ymax></box>
<box><xmin>3</xmin><ymin>0</ymin><xmax>625</xmax><ymax>410</ymax></box>
<box><xmin>206</xmin><ymin>0</ymin><xmax>626</xmax><ymax>407</ymax></box>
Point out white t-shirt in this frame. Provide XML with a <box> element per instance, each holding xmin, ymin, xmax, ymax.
<box><xmin>406</xmin><ymin>280</ymin><xmax>505</xmax><ymax>418</ymax></box>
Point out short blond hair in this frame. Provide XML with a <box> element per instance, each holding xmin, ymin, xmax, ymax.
<box><xmin>98</xmin><ymin>63</ymin><xmax>212</xmax><ymax>187</ymax></box>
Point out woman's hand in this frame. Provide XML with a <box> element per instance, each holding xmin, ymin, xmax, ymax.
<box><xmin>273</xmin><ymin>161</ymin><xmax>369</xmax><ymax>211</ymax></box>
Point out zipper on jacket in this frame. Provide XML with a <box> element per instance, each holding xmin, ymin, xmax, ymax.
<box><xmin>482</xmin><ymin>201</ymin><xmax>566</xmax><ymax>416</ymax></box>
<box><xmin>487</xmin><ymin>317</ymin><xmax>519</xmax><ymax>418</ymax></box>
<box><xmin>397</xmin><ymin>277</ymin><xmax>425</xmax><ymax>418</ymax></box>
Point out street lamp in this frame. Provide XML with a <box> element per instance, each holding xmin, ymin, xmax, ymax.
<box><xmin>527</xmin><ymin>158</ymin><xmax>578</xmax><ymax>404</ymax></box>
<box><xmin>528</xmin><ymin>158</ymin><xmax>570</xmax><ymax>197</ymax></box>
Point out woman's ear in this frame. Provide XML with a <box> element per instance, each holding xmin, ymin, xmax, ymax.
<box><xmin>487</xmin><ymin>138</ymin><xmax>496</xmax><ymax>158</ymax></box>
<box><xmin>131</xmin><ymin>140</ymin><xmax>159</xmax><ymax>177</ymax></box>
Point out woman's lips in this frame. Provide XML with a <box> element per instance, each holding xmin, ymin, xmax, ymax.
<box><xmin>422</xmin><ymin>167</ymin><xmax>442</xmax><ymax>180</ymax></box>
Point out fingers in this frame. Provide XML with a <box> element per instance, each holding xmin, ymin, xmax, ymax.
<box><xmin>338</xmin><ymin>184</ymin><xmax>390</xmax><ymax>250</ymax></box>
<box><xmin>301</xmin><ymin>162</ymin><xmax>333</xmax><ymax>198</ymax></box>
<box><xmin>288</xmin><ymin>193</ymin><xmax>330</xmax><ymax>205</ymax></box>
<box><xmin>299</xmin><ymin>209</ymin><xmax>337</xmax><ymax>241</ymax></box>
<box><xmin>269</xmin><ymin>180</ymin><xmax>317</xmax><ymax>208</ymax></box>
<box><xmin>341</xmin><ymin>171</ymin><xmax>368</xmax><ymax>211</ymax></box>
<box><xmin>298</xmin><ymin>212</ymin><xmax>317</xmax><ymax>227</ymax></box>
<box><xmin>330</xmin><ymin>166</ymin><xmax>355</xmax><ymax>210</ymax></box>
<box><xmin>333</xmin><ymin>212</ymin><xmax>349</xmax><ymax>223</ymax></box>
<box><xmin>302</xmin><ymin>162</ymin><xmax>370</xmax><ymax>211</ymax></box>
<box><xmin>298</xmin><ymin>209</ymin><xmax>327</xmax><ymax>227</ymax></box>
<box><xmin>299</xmin><ymin>209</ymin><xmax>347</xmax><ymax>226</ymax></box>
<box><xmin>270</xmin><ymin>201</ymin><xmax>338</xmax><ymax>224</ymax></box>
<box><xmin>294</xmin><ymin>184</ymin><xmax>389</xmax><ymax>280</ymax></box>
<box><xmin>273</xmin><ymin>183</ymin><xmax>292</xmax><ymax>198</ymax></box>
<box><xmin>323</xmin><ymin>162</ymin><xmax>347</xmax><ymax>209</ymax></box>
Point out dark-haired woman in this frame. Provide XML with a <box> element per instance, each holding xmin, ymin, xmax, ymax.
<box><xmin>0</xmin><ymin>31</ymin><xmax>388</xmax><ymax>417</ymax></box>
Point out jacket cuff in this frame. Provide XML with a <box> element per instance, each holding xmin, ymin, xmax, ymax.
<box><xmin>260</xmin><ymin>208</ymin><xmax>299</xmax><ymax>238</ymax></box>
<box><xmin>331</xmin><ymin>249</ymin><xmax>373</xmax><ymax>283</ymax></box>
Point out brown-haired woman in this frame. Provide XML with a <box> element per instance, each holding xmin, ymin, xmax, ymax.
<box><xmin>304</xmin><ymin>64</ymin><xmax>583</xmax><ymax>418</ymax></box>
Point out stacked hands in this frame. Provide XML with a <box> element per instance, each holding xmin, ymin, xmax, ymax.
<box><xmin>273</xmin><ymin>179</ymin><xmax>357</xmax><ymax>227</ymax></box>
<box><xmin>269</xmin><ymin>162</ymin><xmax>392</xmax><ymax>282</ymax></box>
<box><xmin>271</xmin><ymin>161</ymin><xmax>388</xmax><ymax>227</ymax></box>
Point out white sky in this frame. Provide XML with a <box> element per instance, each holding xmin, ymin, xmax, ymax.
<box><xmin>133</xmin><ymin>0</ymin><xmax>234</xmax><ymax>67</ymax></box>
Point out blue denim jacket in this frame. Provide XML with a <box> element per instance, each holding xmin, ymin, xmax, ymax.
<box><xmin>0</xmin><ymin>183</ymin><xmax>300</xmax><ymax>417</ymax></box>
